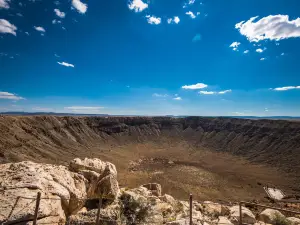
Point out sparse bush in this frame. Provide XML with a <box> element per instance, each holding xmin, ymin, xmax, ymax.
<box><xmin>273</xmin><ymin>212</ymin><xmax>292</xmax><ymax>225</ymax></box>
<box><xmin>119</xmin><ymin>193</ymin><xmax>151</xmax><ymax>225</ymax></box>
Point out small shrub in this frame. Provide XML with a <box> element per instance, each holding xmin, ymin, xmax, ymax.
<box><xmin>273</xmin><ymin>212</ymin><xmax>292</xmax><ymax>225</ymax></box>
<box><xmin>119</xmin><ymin>193</ymin><xmax>151</xmax><ymax>225</ymax></box>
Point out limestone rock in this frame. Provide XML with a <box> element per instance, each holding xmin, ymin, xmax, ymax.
<box><xmin>0</xmin><ymin>161</ymin><xmax>87</xmax><ymax>224</ymax></box>
<box><xmin>69</xmin><ymin>158</ymin><xmax>119</xmax><ymax>200</ymax></box>
<box><xmin>287</xmin><ymin>217</ymin><xmax>300</xmax><ymax>225</ymax></box>
<box><xmin>258</xmin><ymin>208</ymin><xmax>285</xmax><ymax>224</ymax></box>
<box><xmin>218</xmin><ymin>216</ymin><xmax>234</xmax><ymax>225</ymax></box>
<box><xmin>229</xmin><ymin>205</ymin><xmax>256</xmax><ymax>225</ymax></box>
<box><xmin>0</xmin><ymin>158</ymin><xmax>120</xmax><ymax>225</ymax></box>
<box><xmin>142</xmin><ymin>183</ymin><xmax>162</xmax><ymax>196</ymax></box>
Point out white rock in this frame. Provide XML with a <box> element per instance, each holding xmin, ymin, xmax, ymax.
<box><xmin>218</xmin><ymin>216</ymin><xmax>234</xmax><ymax>225</ymax></box>
<box><xmin>229</xmin><ymin>205</ymin><xmax>256</xmax><ymax>225</ymax></box>
<box><xmin>258</xmin><ymin>208</ymin><xmax>285</xmax><ymax>224</ymax></box>
<box><xmin>287</xmin><ymin>217</ymin><xmax>300</xmax><ymax>225</ymax></box>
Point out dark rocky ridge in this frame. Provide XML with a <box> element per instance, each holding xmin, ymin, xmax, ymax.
<box><xmin>1</xmin><ymin>116</ymin><xmax>300</xmax><ymax>177</ymax></box>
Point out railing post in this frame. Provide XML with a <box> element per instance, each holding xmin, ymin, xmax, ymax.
<box><xmin>96</xmin><ymin>196</ymin><xmax>103</xmax><ymax>225</ymax></box>
<box><xmin>33</xmin><ymin>192</ymin><xmax>41</xmax><ymax>225</ymax></box>
<box><xmin>189</xmin><ymin>194</ymin><xmax>193</xmax><ymax>225</ymax></box>
<box><xmin>239</xmin><ymin>202</ymin><xmax>243</xmax><ymax>225</ymax></box>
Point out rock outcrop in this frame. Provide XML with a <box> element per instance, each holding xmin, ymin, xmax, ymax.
<box><xmin>0</xmin><ymin>158</ymin><xmax>296</xmax><ymax>225</ymax></box>
<box><xmin>0</xmin><ymin>158</ymin><xmax>119</xmax><ymax>225</ymax></box>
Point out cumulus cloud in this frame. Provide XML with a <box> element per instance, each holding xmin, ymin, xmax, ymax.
<box><xmin>128</xmin><ymin>0</ymin><xmax>148</xmax><ymax>12</ymax></box>
<box><xmin>186</xmin><ymin>11</ymin><xmax>196</xmax><ymax>19</ymax></box>
<box><xmin>0</xmin><ymin>92</ymin><xmax>24</xmax><ymax>100</ymax></box>
<box><xmin>260</xmin><ymin>58</ymin><xmax>266</xmax><ymax>61</ymax></box>
<box><xmin>173</xmin><ymin>97</ymin><xmax>182</xmax><ymax>100</ymax></box>
<box><xmin>146</xmin><ymin>15</ymin><xmax>161</xmax><ymax>25</ymax></box>
<box><xmin>229</xmin><ymin>41</ymin><xmax>240</xmax><ymax>51</ymax></box>
<box><xmin>57</xmin><ymin>61</ymin><xmax>74</xmax><ymax>67</ymax></box>
<box><xmin>167</xmin><ymin>16</ymin><xmax>180</xmax><ymax>24</ymax></box>
<box><xmin>152</xmin><ymin>93</ymin><xmax>168</xmax><ymax>97</ymax></box>
<box><xmin>235</xmin><ymin>15</ymin><xmax>300</xmax><ymax>42</ymax></box>
<box><xmin>188</xmin><ymin>0</ymin><xmax>195</xmax><ymax>4</ymax></box>
<box><xmin>0</xmin><ymin>0</ymin><xmax>9</xmax><ymax>9</ymax></box>
<box><xmin>0</xmin><ymin>19</ymin><xmax>17</xmax><ymax>35</ymax></box>
<box><xmin>72</xmin><ymin>0</ymin><xmax>87</xmax><ymax>14</ymax></box>
<box><xmin>272</xmin><ymin>86</ymin><xmax>300</xmax><ymax>91</ymax></box>
<box><xmin>54</xmin><ymin>8</ymin><xmax>65</xmax><ymax>18</ymax></box>
<box><xmin>182</xmin><ymin>83</ymin><xmax>208</xmax><ymax>90</ymax></box>
<box><xmin>244</xmin><ymin>50</ymin><xmax>249</xmax><ymax>54</ymax></box>
<box><xmin>34</xmin><ymin>26</ymin><xmax>46</xmax><ymax>32</ymax></box>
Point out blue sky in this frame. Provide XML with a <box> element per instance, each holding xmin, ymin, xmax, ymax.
<box><xmin>0</xmin><ymin>0</ymin><xmax>300</xmax><ymax>116</ymax></box>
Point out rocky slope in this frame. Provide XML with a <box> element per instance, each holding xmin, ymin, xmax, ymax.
<box><xmin>1</xmin><ymin>158</ymin><xmax>300</xmax><ymax>225</ymax></box>
<box><xmin>0</xmin><ymin>116</ymin><xmax>300</xmax><ymax>176</ymax></box>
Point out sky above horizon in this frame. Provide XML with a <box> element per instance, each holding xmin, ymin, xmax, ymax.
<box><xmin>0</xmin><ymin>0</ymin><xmax>300</xmax><ymax>116</ymax></box>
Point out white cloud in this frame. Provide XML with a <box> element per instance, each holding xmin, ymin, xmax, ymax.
<box><xmin>54</xmin><ymin>9</ymin><xmax>65</xmax><ymax>18</ymax></box>
<box><xmin>256</xmin><ymin>48</ymin><xmax>264</xmax><ymax>53</ymax></box>
<box><xmin>229</xmin><ymin>42</ymin><xmax>240</xmax><ymax>51</ymax></box>
<box><xmin>0</xmin><ymin>0</ymin><xmax>10</xmax><ymax>9</ymax></box>
<box><xmin>265</xmin><ymin>108</ymin><xmax>269</xmax><ymax>112</ymax></box>
<box><xmin>275</xmin><ymin>42</ymin><xmax>280</xmax><ymax>46</ymax></box>
<box><xmin>199</xmin><ymin>90</ymin><xmax>232</xmax><ymax>95</ymax></box>
<box><xmin>0</xmin><ymin>92</ymin><xmax>24</xmax><ymax>100</ymax></box>
<box><xmin>34</xmin><ymin>26</ymin><xmax>46</xmax><ymax>32</ymax></box>
<box><xmin>25</xmin><ymin>32</ymin><xmax>29</xmax><ymax>35</ymax></box>
<box><xmin>281</xmin><ymin>52</ymin><xmax>285</xmax><ymax>56</ymax></box>
<box><xmin>197</xmin><ymin>12</ymin><xmax>200</xmax><ymax>15</ymax></box>
<box><xmin>230</xmin><ymin>42</ymin><xmax>240</xmax><ymax>48</ymax></box>
<box><xmin>235</xmin><ymin>15</ymin><xmax>300</xmax><ymax>42</ymax></box>
<box><xmin>218</xmin><ymin>89</ymin><xmax>232</xmax><ymax>94</ymax></box>
<box><xmin>57</xmin><ymin>61</ymin><xmax>75</xmax><ymax>67</ymax></box>
<box><xmin>173</xmin><ymin>97</ymin><xmax>182</xmax><ymax>100</ymax></box>
<box><xmin>54</xmin><ymin>53</ymin><xmax>60</xmax><ymax>57</ymax></box>
<box><xmin>146</xmin><ymin>15</ymin><xmax>161</xmax><ymax>25</ymax></box>
<box><xmin>72</xmin><ymin>0</ymin><xmax>87</xmax><ymax>14</ymax></box>
<box><xmin>52</xmin><ymin>19</ymin><xmax>62</xmax><ymax>24</ymax></box>
<box><xmin>128</xmin><ymin>0</ymin><xmax>148</xmax><ymax>12</ymax></box>
<box><xmin>0</xmin><ymin>19</ymin><xmax>17</xmax><ymax>35</ymax></box>
<box><xmin>199</xmin><ymin>91</ymin><xmax>215</xmax><ymax>95</ymax></box>
<box><xmin>244</xmin><ymin>50</ymin><xmax>249</xmax><ymax>54</ymax></box>
<box><xmin>272</xmin><ymin>86</ymin><xmax>300</xmax><ymax>91</ymax></box>
<box><xmin>260</xmin><ymin>57</ymin><xmax>266</xmax><ymax>61</ymax></box>
<box><xmin>182</xmin><ymin>83</ymin><xmax>208</xmax><ymax>90</ymax></box>
<box><xmin>188</xmin><ymin>0</ymin><xmax>195</xmax><ymax>5</ymax></box>
<box><xmin>152</xmin><ymin>93</ymin><xmax>168</xmax><ymax>97</ymax></box>
<box><xmin>168</xmin><ymin>16</ymin><xmax>180</xmax><ymax>24</ymax></box>
<box><xmin>186</xmin><ymin>11</ymin><xmax>196</xmax><ymax>19</ymax></box>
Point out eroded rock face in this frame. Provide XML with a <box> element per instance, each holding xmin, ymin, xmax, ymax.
<box><xmin>0</xmin><ymin>158</ymin><xmax>120</xmax><ymax>225</ymax></box>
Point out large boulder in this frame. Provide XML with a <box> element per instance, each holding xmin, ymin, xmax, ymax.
<box><xmin>258</xmin><ymin>209</ymin><xmax>285</xmax><ymax>224</ymax></box>
<box><xmin>229</xmin><ymin>205</ymin><xmax>256</xmax><ymax>225</ymax></box>
<box><xmin>69</xmin><ymin>158</ymin><xmax>119</xmax><ymax>200</ymax></box>
<box><xmin>0</xmin><ymin>158</ymin><xmax>120</xmax><ymax>225</ymax></box>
